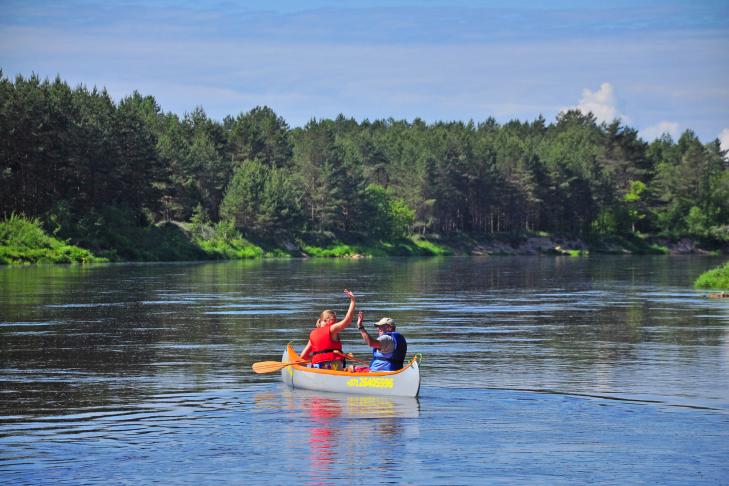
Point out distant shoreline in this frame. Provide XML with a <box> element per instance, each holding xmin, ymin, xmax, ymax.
<box><xmin>3</xmin><ymin>74</ymin><xmax>728</xmax><ymax>267</ymax></box>
<box><xmin>2</xmin><ymin>216</ymin><xmax>726</xmax><ymax>266</ymax></box>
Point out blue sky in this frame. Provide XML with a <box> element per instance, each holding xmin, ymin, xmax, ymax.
<box><xmin>1</xmin><ymin>0</ymin><xmax>728</xmax><ymax>147</ymax></box>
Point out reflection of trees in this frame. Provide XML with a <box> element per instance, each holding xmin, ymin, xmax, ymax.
<box><xmin>0</xmin><ymin>264</ymin><xmax>107</xmax><ymax>306</ymax></box>
<box><xmin>0</xmin><ymin>263</ymin><xmax>238</xmax><ymax>415</ymax></box>
<box><xmin>336</xmin><ymin>255</ymin><xmax>728</xmax><ymax>382</ymax></box>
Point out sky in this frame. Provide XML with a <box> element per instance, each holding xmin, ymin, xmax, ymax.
<box><xmin>1</xmin><ymin>0</ymin><xmax>728</xmax><ymax>148</ymax></box>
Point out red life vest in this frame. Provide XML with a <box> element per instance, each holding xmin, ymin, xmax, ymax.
<box><xmin>309</xmin><ymin>324</ymin><xmax>343</xmax><ymax>364</ymax></box>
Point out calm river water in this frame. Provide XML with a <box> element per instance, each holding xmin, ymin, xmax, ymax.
<box><xmin>1</xmin><ymin>256</ymin><xmax>728</xmax><ymax>484</ymax></box>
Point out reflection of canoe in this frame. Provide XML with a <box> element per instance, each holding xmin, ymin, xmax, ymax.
<box><xmin>281</xmin><ymin>344</ymin><xmax>421</xmax><ymax>397</ymax></box>
<box><xmin>254</xmin><ymin>389</ymin><xmax>420</xmax><ymax>418</ymax></box>
<box><xmin>278</xmin><ymin>388</ymin><xmax>420</xmax><ymax>418</ymax></box>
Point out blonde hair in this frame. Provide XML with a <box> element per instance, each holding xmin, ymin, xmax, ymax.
<box><xmin>317</xmin><ymin>310</ymin><xmax>336</xmax><ymax>326</ymax></box>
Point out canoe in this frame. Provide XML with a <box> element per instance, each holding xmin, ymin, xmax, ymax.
<box><xmin>280</xmin><ymin>343</ymin><xmax>421</xmax><ymax>397</ymax></box>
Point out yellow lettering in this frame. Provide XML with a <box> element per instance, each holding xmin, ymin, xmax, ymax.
<box><xmin>346</xmin><ymin>377</ymin><xmax>394</xmax><ymax>389</ymax></box>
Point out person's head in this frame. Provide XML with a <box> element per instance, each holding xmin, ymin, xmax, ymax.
<box><xmin>374</xmin><ymin>317</ymin><xmax>395</xmax><ymax>334</ymax></box>
<box><xmin>317</xmin><ymin>310</ymin><xmax>336</xmax><ymax>327</ymax></box>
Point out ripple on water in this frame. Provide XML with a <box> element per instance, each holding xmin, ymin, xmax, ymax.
<box><xmin>1</xmin><ymin>257</ymin><xmax>728</xmax><ymax>483</ymax></box>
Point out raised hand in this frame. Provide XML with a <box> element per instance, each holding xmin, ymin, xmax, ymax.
<box><xmin>343</xmin><ymin>288</ymin><xmax>355</xmax><ymax>299</ymax></box>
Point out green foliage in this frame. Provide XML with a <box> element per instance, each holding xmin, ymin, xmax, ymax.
<box><xmin>410</xmin><ymin>237</ymin><xmax>451</xmax><ymax>256</ymax></box>
<box><xmin>219</xmin><ymin>160</ymin><xmax>302</xmax><ymax>237</ymax></box>
<box><xmin>648</xmin><ymin>243</ymin><xmax>670</xmax><ymax>255</ymax></box>
<box><xmin>226</xmin><ymin>106</ymin><xmax>292</xmax><ymax>168</ymax></box>
<box><xmin>189</xmin><ymin>204</ymin><xmax>210</xmax><ymax>240</ymax></box>
<box><xmin>694</xmin><ymin>261</ymin><xmax>729</xmax><ymax>289</ymax></box>
<box><xmin>685</xmin><ymin>206</ymin><xmax>710</xmax><ymax>237</ymax></box>
<box><xmin>586</xmin><ymin>234</ymin><xmax>668</xmax><ymax>255</ymax></box>
<box><xmin>302</xmin><ymin>243</ymin><xmax>360</xmax><ymax>257</ymax></box>
<box><xmin>358</xmin><ymin>184</ymin><xmax>415</xmax><ymax>240</ymax></box>
<box><xmin>197</xmin><ymin>238</ymin><xmax>265</xmax><ymax>259</ymax></box>
<box><xmin>195</xmin><ymin>220</ymin><xmax>265</xmax><ymax>259</ymax></box>
<box><xmin>592</xmin><ymin>209</ymin><xmax>621</xmax><ymax>235</ymax></box>
<box><xmin>52</xmin><ymin>206</ymin><xmax>209</xmax><ymax>261</ymax></box>
<box><xmin>650</xmin><ymin>132</ymin><xmax>728</xmax><ymax>240</ymax></box>
<box><xmin>623</xmin><ymin>180</ymin><xmax>646</xmax><ymax>203</ymax></box>
<box><xmin>622</xmin><ymin>180</ymin><xmax>648</xmax><ymax>234</ymax></box>
<box><xmin>0</xmin><ymin>214</ymin><xmax>106</xmax><ymax>264</ymax></box>
<box><xmin>2</xmin><ymin>71</ymin><xmax>728</xmax><ymax>263</ymax></box>
<box><xmin>301</xmin><ymin>235</ymin><xmax>449</xmax><ymax>257</ymax></box>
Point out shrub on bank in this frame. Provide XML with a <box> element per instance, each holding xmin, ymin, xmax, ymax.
<box><xmin>411</xmin><ymin>237</ymin><xmax>451</xmax><ymax>256</ymax></box>
<box><xmin>694</xmin><ymin>261</ymin><xmax>729</xmax><ymax>289</ymax></box>
<box><xmin>193</xmin><ymin>221</ymin><xmax>266</xmax><ymax>259</ymax></box>
<box><xmin>197</xmin><ymin>238</ymin><xmax>265</xmax><ymax>259</ymax></box>
<box><xmin>301</xmin><ymin>236</ymin><xmax>450</xmax><ymax>257</ymax></box>
<box><xmin>0</xmin><ymin>214</ymin><xmax>106</xmax><ymax>264</ymax></box>
<box><xmin>302</xmin><ymin>243</ymin><xmax>360</xmax><ymax>257</ymax></box>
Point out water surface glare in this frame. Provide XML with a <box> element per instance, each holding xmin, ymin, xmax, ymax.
<box><xmin>1</xmin><ymin>256</ymin><xmax>728</xmax><ymax>484</ymax></box>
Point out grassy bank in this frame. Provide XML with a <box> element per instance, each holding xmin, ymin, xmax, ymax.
<box><xmin>694</xmin><ymin>261</ymin><xmax>729</xmax><ymax>290</ymax></box>
<box><xmin>0</xmin><ymin>214</ymin><xmax>107</xmax><ymax>264</ymax></box>
<box><xmin>301</xmin><ymin>235</ymin><xmax>450</xmax><ymax>257</ymax></box>
<box><xmin>1</xmin><ymin>215</ymin><xmax>725</xmax><ymax>265</ymax></box>
<box><xmin>0</xmin><ymin>216</ymin><xmax>450</xmax><ymax>264</ymax></box>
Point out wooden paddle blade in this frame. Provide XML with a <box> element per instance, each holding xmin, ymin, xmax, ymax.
<box><xmin>251</xmin><ymin>359</ymin><xmax>308</xmax><ymax>374</ymax></box>
<box><xmin>251</xmin><ymin>361</ymin><xmax>285</xmax><ymax>373</ymax></box>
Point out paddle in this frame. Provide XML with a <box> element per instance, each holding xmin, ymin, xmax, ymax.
<box><xmin>251</xmin><ymin>359</ymin><xmax>310</xmax><ymax>374</ymax></box>
<box><xmin>334</xmin><ymin>351</ymin><xmax>369</xmax><ymax>365</ymax></box>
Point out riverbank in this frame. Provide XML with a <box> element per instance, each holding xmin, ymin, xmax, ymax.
<box><xmin>0</xmin><ymin>215</ymin><xmax>107</xmax><ymax>264</ymax></box>
<box><xmin>2</xmin><ymin>215</ymin><xmax>726</xmax><ymax>264</ymax></box>
<box><xmin>427</xmin><ymin>233</ymin><xmax>727</xmax><ymax>257</ymax></box>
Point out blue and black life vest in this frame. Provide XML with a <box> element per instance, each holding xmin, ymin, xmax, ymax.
<box><xmin>370</xmin><ymin>332</ymin><xmax>407</xmax><ymax>371</ymax></box>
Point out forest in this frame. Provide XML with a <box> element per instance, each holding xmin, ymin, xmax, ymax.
<box><xmin>1</xmin><ymin>72</ymin><xmax>728</xmax><ymax>261</ymax></box>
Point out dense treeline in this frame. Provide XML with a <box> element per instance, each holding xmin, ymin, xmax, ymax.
<box><xmin>1</xmin><ymin>72</ymin><xmax>728</xmax><ymax>259</ymax></box>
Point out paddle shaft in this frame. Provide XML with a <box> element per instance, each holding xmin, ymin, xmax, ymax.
<box><xmin>252</xmin><ymin>351</ymin><xmax>369</xmax><ymax>374</ymax></box>
<box><xmin>251</xmin><ymin>359</ymin><xmax>310</xmax><ymax>374</ymax></box>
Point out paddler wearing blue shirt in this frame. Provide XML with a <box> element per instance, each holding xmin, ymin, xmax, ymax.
<box><xmin>352</xmin><ymin>311</ymin><xmax>407</xmax><ymax>372</ymax></box>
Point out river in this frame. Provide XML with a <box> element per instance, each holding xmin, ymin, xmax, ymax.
<box><xmin>1</xmin><ymin>256</ymin><xmax>728</xmax><ymax>484</ymax></box>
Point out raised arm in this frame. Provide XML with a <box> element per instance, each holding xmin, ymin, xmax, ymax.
<box><xmin>355</xmin><ymin>311</ymin><xmax>380</xmax><ymax>348</ymax></box>
<box><xmin>329</xmin><ymin>289</ymin><xmax>356</xmax><ymax>335</ymax></box>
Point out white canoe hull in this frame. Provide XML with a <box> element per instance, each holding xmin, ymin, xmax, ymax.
<box><xmin>280</xmin><ymin>344</ymin><xmax>421</xmax><ymax>397</ymax></box>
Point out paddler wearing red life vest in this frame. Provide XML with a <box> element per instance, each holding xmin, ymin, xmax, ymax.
<box><xmin>300</xmin><ymin>289</ymin><xmax>356</xmax><ymax>370</ymax></box>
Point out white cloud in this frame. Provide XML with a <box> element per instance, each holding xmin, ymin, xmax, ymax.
<box><xmin>572</xmin><ymin>82</ymin><xmax>627</xmax><ymax>123</ymax></box>
<box><xmin>641</xmin><ymin>121</ymin><xmax>680</xmax><ymax>141</ymax></box>
<box><xmin>719</xmin><ymin>128</ymin><xmax>729</xmax><ymax>153</ymax></box>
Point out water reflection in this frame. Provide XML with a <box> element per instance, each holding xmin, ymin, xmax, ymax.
<box><xmin>300</xmin><ymin>392</ymin><xmax>418</xmax><ymax>484</ymax></box>
<box><xmin>1</xmin><ymin>256</ymin><xmax>728</xmax><ymax>416</ymax></box>
<box><xmin>252</xmin><ymin>388</ymin><xmax>420</xmax><ymax>485</ymax></box>
<box><xmin>2</xmin><ymin>257</ymin><xmax>729</xmax><ymax>483</ymax></box>
<box><xmin>307</xmin><ymin>396</ymin><xmax>340</xmax><ymax>481</ymax></box>
<box><xmin>253</xmin><ymin>388</ymin><xmax>421</xmax><ymax>419</ymax></box>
